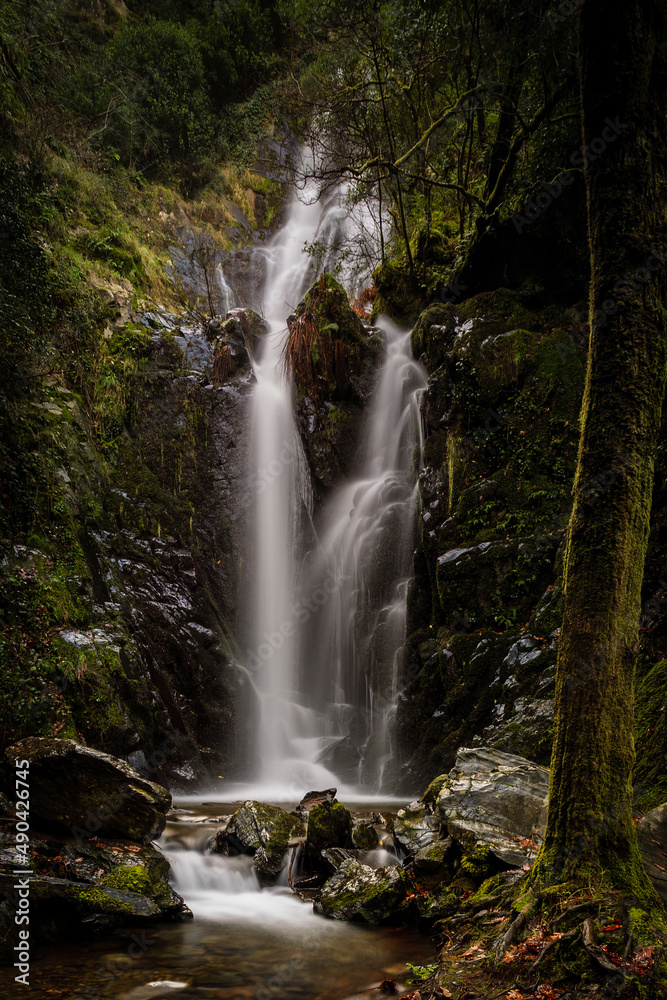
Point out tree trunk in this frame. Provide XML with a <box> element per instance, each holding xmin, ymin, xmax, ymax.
<box><xmin>532</xmin><ymin>0</ymin><xmax>667</xmax><ymax>903</ymax></box>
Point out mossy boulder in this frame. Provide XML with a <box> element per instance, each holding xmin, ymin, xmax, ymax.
<box><xmin>315</xmin><ymin>858</ymin><xmax>414</xmax><ymax>924</ymax></box>
<box><xmin>215</xmin><ymin>800</ymin><xmax>306</xmax><ymax>885</ymax></box>
<box><xmin>305</xmin><ymin>800</ymin><xmax>353</xmax><ymax>865</ymax></box>
<box><xmin>420</xmin><ymin>773</ymin><xmax>449</xmax><ymax>806</ymax></box>
<box><xmin>3</xmin><ymin>738</ymin><xmax>171</xmax><ymax>842</ymax></box>
<box><xmin>413</xmin><ymin>837</ymin><xmax>455</xmax><ymax>878</ymax></box>
<box><xmin>416</xmin><ymin>885</ymin><xmax>461</xmax><ymax>922</ymax></box>
<box><xmin>0</xmin><ymin>831</ymin><xmax>188</xmax><ymax>964</ymax></box>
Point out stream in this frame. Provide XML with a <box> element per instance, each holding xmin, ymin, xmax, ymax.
<box><xmin>0</xmin><ymin>798</ymin><xmax>433</xmax><ymax>999</ymax></box>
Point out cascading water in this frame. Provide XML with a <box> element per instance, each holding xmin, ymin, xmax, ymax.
<box><xmin>298</xmin><ymin>323</ymin><xmax>427</xmax><ymax>789</ymax></box>
<box><xmin>244</xmin><ymin>166</ymin><xmax>426</xmax><ymax>796</ymax></box>
<box><xmin>248</xmin><ymin>176</ymin><xmax>339</xmax><ymax>794</ymax></box>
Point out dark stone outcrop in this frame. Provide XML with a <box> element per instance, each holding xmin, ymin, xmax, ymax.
<box><xmin>0</xmin><ymin>738</ymin><xmax>187</xmax><ymax>964</ymax></box>
<box><xmin>3</xmin><ymin>738</ymin><xmax>171</xmax><ymax>842</ymax></box>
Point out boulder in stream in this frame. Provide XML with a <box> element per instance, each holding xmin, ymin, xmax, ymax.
<box><xmin>214</xmin><ymin>800</ymin><xmax>306</xmax><ymax>885</ymax></box>
<box><xmin>351</xmin><ymin>820</ymin><xmax>379</xmax><ymax>850</ymax></box>
<box><xmin>3</xmin><ymin>737</ymin><xmax>171</xmax><ymax>843</ymax></box>
<box><xmin>305</xmin><ymin>800</ymin><xmax>353</xmax><ymax>866</ymax></box>
<box><xmin>315</xmin><ymin>858</ymin><xmax>414</xmax><ymax>924</ymax></box>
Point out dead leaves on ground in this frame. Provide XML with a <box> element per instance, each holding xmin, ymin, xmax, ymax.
<box><xmin>599</xmin><ymin>944</ymin><xmax>656</xmax><ymax>975</ymax></box>
<box><xmin>506</xmin><ymin>986</ymin><xmax>564</xmax><ymax>1000</ymax></box>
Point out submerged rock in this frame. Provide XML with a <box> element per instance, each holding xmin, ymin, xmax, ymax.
<box><xmin>3</xmin><ymin>738</ymin><xmax>171</xmax><ymax>842</ymax></box>
<box><xmin>214</xmin><ymin>800</ymin><xmax>306</xmax><ymax>885</ymax></box>
<box><xmin>436</xmin><ymin>747</ymin><xmax>549</xmax><ymax>866</ymax></box>
<box><xmin>315</xmin><ymin>858</ymin><xmax>413</xmax><ymax>924</ymax></box>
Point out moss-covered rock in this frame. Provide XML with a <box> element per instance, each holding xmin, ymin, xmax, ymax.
<box><xmin>215</xmin><ymin>800</ymin><xmax>306</xmax><ymax>885</ymax></box>
<box><xmin>3</xmin><ymin>737</ymin><xmax>170</xmax><ymax>842</ymax></box>
<box><xmin>351</xmin><ymin>821</ymin><xmax>379</xmax><ymax>850</ymax></box>
<box><xmin>413</xmin><ymin>837</ymin><xmax>455</xmax><ymax>878</ymax></box>
<box><xmin>305</xmin><ymin>800</ymin><xmax>353</xmax><ymax>866</ymax></box>
<box><xmin>315</xmin><ymin>858</ymin><xmax>414</xmax><ymax>924</ymax></box>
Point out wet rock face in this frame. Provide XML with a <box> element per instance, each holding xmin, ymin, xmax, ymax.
<box><xmin>636</xmin><ymin>803</ymin><xmax>667</xmax><ymax>905</ymax></box>
<box><xmin>393</xmin><ymin>802</ymin><xmax>442</xmax><ymax>856</ymax></box>
<box><xmin>394</xmin><ymin>287</ymin><xmax>587</xmax><ymax>789</ymax></box>
<box><xmin>315</xmin><ymin>858</ymin><xmax>413</xmax><ymax>923</ymax></box>
<box><xmin>214</xmin><ymin>800</ymin><xmax>306</xmax><ymax>886</ymax></box>
<box><xmin>289</xmin><ymin>273</ymin><xmax>383</xmax><ymax>499</ymax></box>
<box><xmin>3</xmin><ymin>738</ymin><xmax>171</xmax><ymax>842</ymax></box>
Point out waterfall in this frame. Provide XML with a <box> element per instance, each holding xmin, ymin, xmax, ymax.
<box><xmin>243</xmin><ymin>168</ymin><xmax>425</xmax><ymax>797</ymax></box>
<box><xmin>299</xmin><ymin>322</ymin><xmax>427</xmax><ymax>790</ymax></box>
<box><xmin>248</xmin><ymin>176</ymin><xmax>339</xmax><ymax>795</ymax></box>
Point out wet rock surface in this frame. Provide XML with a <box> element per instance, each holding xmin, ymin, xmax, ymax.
<box><xmin>315</xmin><ymin>858</ymin><xmax>414</xmax><ymax>924</ymax></box>
<box><xmin>0</xmin><ymin>739</ymin><xmax>188</xmax><ymax>962</ymax></box>
<box><xmin>395</xmin><ymin>288</ymin><xmax>586</xmax><ymax>790</ymax></box>
<box><xmin>214</xmin><ymin>800</ymin><xmax>306</xmax><ymax>885</ymax></box>
<box><xmin>3</xmin><ymin>738</ymin><xmax>171</xmax><ymax>842</ymax></box>
<box><xmin>436</xmin><ymin>747</ymin><xmax>549</xmax><ymax>866</ymax></box>
<box><xmin>393</xmin><ymin>802</ymin><xmax>442</xmax><ymax>855</ymax></box>
<box><xmin>636</xmin><ymin>802</ymin><xmax>667</xmax><ymax>904</ymax></box>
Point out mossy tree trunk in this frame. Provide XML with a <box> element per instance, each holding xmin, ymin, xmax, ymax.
<box><xmin>531</xmin><ymin>0</ymin><xmax>667</xmax><ymax>903</ymax></box>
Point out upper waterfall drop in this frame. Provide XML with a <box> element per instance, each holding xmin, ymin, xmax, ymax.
<box><xmin>242</xmin><ymin>166</ymin><xmax>425</xmax><ymax>798</ymax></box>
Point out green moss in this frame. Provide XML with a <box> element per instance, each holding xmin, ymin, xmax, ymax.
<box><xmin>306</xmin><ymin>801</ymin><xmax>353</xmax><ymax>861</ymax></box>
<box><xmin>101</xmin><ymin>864</ymin><xmax>153</xmax><ymax>895</ymax></box>
<box><xmin>634</xmin><ymin>659</ymin><xmax>667</xmax><ymax>811</ymax></box>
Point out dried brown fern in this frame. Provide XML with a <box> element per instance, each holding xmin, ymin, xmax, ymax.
<box><xmin>214</xmin><ymin>342</ymin><xmax>233</xmax><ymax>383</ymax></box>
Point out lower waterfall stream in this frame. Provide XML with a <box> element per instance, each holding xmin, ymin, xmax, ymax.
<box><xmin>1</xmin><ymin>798</ymin><xmax>433</xmax><ymax>999</ymax></box>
